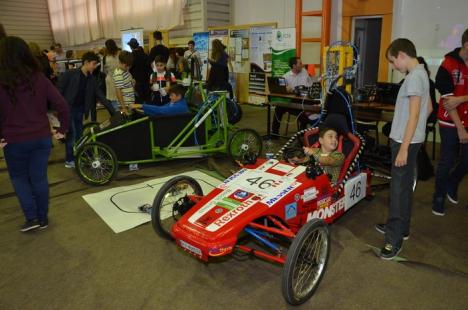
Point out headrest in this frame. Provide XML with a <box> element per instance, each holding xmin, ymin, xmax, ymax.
<box><xmin>320</xmin><ymin>114</ymin><xmax>350</xmax><ymax>135</ymax></box>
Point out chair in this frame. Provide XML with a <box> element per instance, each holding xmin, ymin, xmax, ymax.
<box><xmin>356</xmin><ymin>120</ymin><xmax>380</xmax><ymax>146</ymax></box>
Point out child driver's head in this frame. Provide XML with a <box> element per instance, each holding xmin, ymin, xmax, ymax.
<box><xmin>319</xmin><ymin>127</ymin><xmax>338</xmax><ymax>153</ymax></box>
<box><xmin>154</xmin><ymin>55</ymin><xmax>166</xmax><ymax>72</ymax></box>
<box><xmin>169</xmin><ymin>84</ymin><xmax>185</xmax><ymax>103</ymax></box>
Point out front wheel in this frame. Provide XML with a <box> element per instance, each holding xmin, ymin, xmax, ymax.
<box><xmin>282</xmin><ymin>219</ymin><xmax>330</xmax><ymax>305</ymax></box>
<box><xmin>75</xmin><ymin>142</ymin><xmax>118</xmax><ymax>186</ymax></box>
<box><xmin>151</xmin><ymin>176</ymin><xmax>203</xmax><ymax>240</ymax></box>
<box><xmin>227</xmin><ymin>128</ymin><xmax>262</xmax><ymax>163</ymax></box>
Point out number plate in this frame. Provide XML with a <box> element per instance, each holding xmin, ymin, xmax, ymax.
<box><xmin>179</xmin><ymin>240</ymin><xmax>202</xmax><ymax>257</ymax></box>
<box><xmin>344</xmin><ymin>173</ymin><xmax>367</xmax><ymax>210</ymax></box>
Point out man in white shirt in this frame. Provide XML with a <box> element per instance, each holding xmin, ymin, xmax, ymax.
<box><xmin>272</xmin><ymin>57</ymin><xmax>314</xmax><ymax>137</ymax></box>
<box><xmin>184</xmin><ymin>40</ymin><xmax>202</xmax><ymax>80</ymax></box>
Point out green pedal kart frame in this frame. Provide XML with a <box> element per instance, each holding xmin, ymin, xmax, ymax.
<box><xmin>73</xmin><ymin>89</ymin><xmax>262</xmax><ymax>185</ymax></box>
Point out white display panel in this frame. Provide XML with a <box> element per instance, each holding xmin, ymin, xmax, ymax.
<box><xmin>121</xmin><ymin>28</ymin><xmax>144</xmax><ymax>52</ymax></box>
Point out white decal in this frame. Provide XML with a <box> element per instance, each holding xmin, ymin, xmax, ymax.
<box><xmin>206</xmin><ymin>198</ymin><xmax>256</xmax><ymax>231</ymax></box>
<box><xmin>188</xmin><ymin>188</ymin><xmax>234</xmax><ymax>223</ymax></box>
<box><xmin>179</xmin><ymin>240</ymin><xmax>202</xmax><ymax>257</ymax></box>
<box><xmin>263</xmin><ymin>182</ymin><xmax>301</xmax><ymax>206</ymax></box>
<box><xmin>307</xmin><ymin>197</ymin><xmax>345</xmax><ymax>220</ymax></box>
<box><xmin>303</xmin><ymin>187</ymin><xmax>318</xmax><ymax>202</ymax></box>
<box><xmin>344</xmin><ymin>173</ymin><xmax>367</xmax><ymax>210</ymax></box>
<box><xmin>285</xmin><ymin>165</ymin><xmax>306</xmax><ymax>178</ymax></box>
<box><xmin>218</xmin><ymin>169</ymin><xmax>247</xmax><ymax>189</ymax></box>
<box><xmin>270</xmin><ymin>163</ymin><xmax>294</xmax><ymax>174</ymax></box>
<box><xmin>257</xmin><ymin>159</ymin><xmax>278</xmax><ymax>172</ymax></box>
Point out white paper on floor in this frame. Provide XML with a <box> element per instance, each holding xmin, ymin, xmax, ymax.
<box><xmin>82</xmin><ymin>170</ymin><xmax>222</xmax><ymax>233</ymax></box>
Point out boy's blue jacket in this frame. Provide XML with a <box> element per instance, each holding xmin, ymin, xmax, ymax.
<box><xmin>141</xmin><ymin>98</ymin><xmax>189</xmax><ymax>116</ymax></box>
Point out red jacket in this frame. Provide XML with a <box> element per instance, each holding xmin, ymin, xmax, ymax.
<box><xmin>435</xmin><ymin>48</ymin><xmax>468</xmax><ymax>128</ymax></box>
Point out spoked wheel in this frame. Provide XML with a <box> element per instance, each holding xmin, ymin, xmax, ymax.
<box><xmin>282</xmin><ymin>219</ymin><xmax>330</xmax><ymax>305</ymax></box>
<box><xmin>75</xmin><ymin>142</ymin><xmax>118</xmax><ymax>186</ymax></box>
<box><xmin>227</xmin><ymin>128</ymin><xmax>262</xmax><ymax>163</ymax></box>
<box><xmin>151</xmin><ymin>176</ymin><xmax>203</xmax><ymax>240</ymax></box>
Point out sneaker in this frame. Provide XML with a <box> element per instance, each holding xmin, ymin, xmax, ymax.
<box><xmin>65</xmin><ymin>161</ymin><xmax>75</xmax><ymax>168</ymax></box>
<box><xmin>375</xmin><ymin>223</ymin><xmax>409</xmax><ymax>240</ymax></box>
<box><xmin>432</xmin><ymin>197</ymin><xmax>445</xmax><ymax>216</ymax></box>
<box><xmin>20</xmin><ymin>220</ymin><xmax>40</xmax><ymax>232</ymax></box>
<box><xmin>446</xmin><ymin>191</ymin><xmax>459</xmax><ymax>205</ymax></box>
<box><xmin>380</xmin><ymin>243</ymin><xmax>402</xmax><ymax>260</ymax></box>
<box><xmin>129</xmin><ymin>163</ymin><xmax>139</xmax><ymax>171</ymax></box>
<box><xmin>39</xmin><ymin>219</ymin><xmax>48</xmax><ymax>229</ymax></box>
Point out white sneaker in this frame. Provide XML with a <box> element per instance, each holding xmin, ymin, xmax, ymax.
<box><xmin>65</xmin><ymin>161</ymin><xmax>75</xmax><ymax>168</ymax></box>
<box><xmin>129</xmin><ymin>163</ymin><xmax>139</xmax><ymax>171</ymax></box>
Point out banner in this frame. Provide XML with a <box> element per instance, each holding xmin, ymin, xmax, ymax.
<box><xmin>193</xmin><ymin>32</ymin><xmax>209</xmax><ymax>81</ymax></box>
<box><xmin>271</xmin><ymin>28</ymin><xmax>296</xmax><ymax>77</ymax></box>
<box><xmin>228</xmin><ymin>29</ymin><xmax>250</xmax><ymax>73</ymax></box>
<box><xmin>250</xmin><ymin>26</ymin><xmax>274</xmax><ymax>73</ymax></box>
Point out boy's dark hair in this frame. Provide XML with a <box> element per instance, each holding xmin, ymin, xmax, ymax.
<box><xmin>386</xmin><ymin>38</ymin><xmax>417</xmax><ymax>59</ymax></box>
<box><xmin>118</xmin><ymin>50</ymin><xmax>133</xmax><ymax>66</ymax></box>
<box><xmin>153</xmin><ymin>31</ymin><xmax>163</xmax><ymax>40</ymax></box>
<box><xmin>50</xmin><ymin>44</ymin><xmax>55</xmax><ymax>50</ymax></box>
<box><xmin>288</xmin><ymin>56</ymin><xmax>300</xmax><ymax>68</ymax></box>
<box><xmin>82</xmin><ymin>51</ymin><xmax>100</xmax><ymax>63</ymax></box>
<box><xmin>462</xmin><ymin>28</ymin><xmax>468</xmax><ymax>46</ymax></box>
<box><xmin>319</xmin><ymin>127</ymin><xmax>337</xmax><ymax>138</ymax></box>
<box><xmin>168</xmin><ymin>84</ymin><xmax>185</xmax><ymax>97</ymax></box>
<box><xmin>188</xmin><ymin>40</ymin><xmax>195</xmax><ymax>46</ymax></box>
<box><xmin>154</xmin><ymin>55</ymin><xmax>165</xmax><ymax>64</ymax></box>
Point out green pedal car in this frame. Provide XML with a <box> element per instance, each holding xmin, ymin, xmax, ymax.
<box><xmin>73</xmin><ymin>90</ymin><xmax>262</xmax><ymax>185</ymax></box>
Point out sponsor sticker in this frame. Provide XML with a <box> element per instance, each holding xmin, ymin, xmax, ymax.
<box><xmin>233</xmin><ymin>190</ymin><xmax>250</xmax><ymax>200</ymax></box>
<box><xmin>317</xmin><ymin>196</ymin><xmax>331</xmax><ymax>209</ymax></box>
<box><xmin>294</xmin><ymin>193</ymin><xmax>301</xmax><ymax>202</ymax></box>
<box><xmin>303</xmin><ymin>187</ymin><xmax>318</xmax><ymax>202</ymax></box>
<box><xmin>285</xmin><ymin>202</ymin><xmax>297</xmax><ymax>220</ymax></box>
<box><xmin>179</xmin><ymin>240</ymin><xmax>202</xmax><ymax>257</ymax></box>
<box><xmin>307</xmin><ymin>197</ymin><xmax>345</xmax><ymax>221</ymax></box>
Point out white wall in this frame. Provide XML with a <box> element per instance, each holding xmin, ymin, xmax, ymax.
<box><xmin>232</xmin><ymin>0</ymin><xmax>295</xmax><ymax>28</ymax></box>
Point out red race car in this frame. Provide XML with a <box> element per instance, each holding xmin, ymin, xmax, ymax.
<box><xmin>151</xmin><ymin>111</ymin><xmax>372</xmax><ymax>305</ymax></box>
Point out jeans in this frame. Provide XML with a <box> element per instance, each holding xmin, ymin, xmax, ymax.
<box><xmin>65</xmin><ymin>110</ymin><xmax>84</xmax><ymax>162</ymax></box>
<box><xmin>385</xmin><ymin>140</ymin><xmax>421</xmax><ymax>248</ymax></box>
<box><xmin>434</xmin><ymin>126</ymin><xmax>468</xmax><ymax>203</ymax></box>
<box><xmin>3</xmin><ymin>137</ymin><xmax>52</xmax><ymax>221</ymax></box>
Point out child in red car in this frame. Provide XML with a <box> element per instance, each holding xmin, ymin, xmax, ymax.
<box><xmin>289</xmin><ymin>127</ymin><xmax>344</xmax><ymax>183</ymax></box>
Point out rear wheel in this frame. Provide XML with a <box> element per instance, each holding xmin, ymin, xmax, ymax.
<box><xmin>227</xmin><ymin>128</ymin><xmax>262</xmax><ymax>163</ymax></box>
<box><xmin>282</xmin><ymin>219</ymin><xmax>330</xmax><ymax>305</ymax></box>
<box><xmin>75</xmin><ymin>142</ymin><xmax>118</xmax><ymax>186</ymax></box>
<box><xmin>151</xmin><ymin>176</ymin><xmax>203</xmax><ymax>240</ymax></box>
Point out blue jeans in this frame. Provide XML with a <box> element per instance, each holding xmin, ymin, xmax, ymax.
<box><xmin>3</xmin><ymin>137</ymin><xmax>52</xmax><ymax>221</ymax></box>
<box><xmin>434</xmin><ymin>126</ymin><xmax>468</xmax><ymax>201</ymax></box>
<box><xmin>65</xmin><ymin>110</ymin><xmax>84</xmax><ymax>162</ymax></box>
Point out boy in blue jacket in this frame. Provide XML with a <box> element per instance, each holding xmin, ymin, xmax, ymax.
<box><xmin>130</xmin><ymin>84</ymin><xmax>188</xmax><ymax>116</ymax></box>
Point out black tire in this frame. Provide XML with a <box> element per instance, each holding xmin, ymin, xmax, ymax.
<box><xmin>282</xmin><ymin>219</ymin><xmax>330</xmax><ymax>305</ymax></box>
<box><xmin>227</xmin><ymin>128</ymin><xmax>263</xmax><ymax>163</ymax></box>
<box><xmin>151</xmin><ymin>176</ymin><xmax>203</xmax><ymax>240</ymax></box>
<box><xmin>227</xmin><ymin>99</ymin><xmax>243</xmax><ymax>124</ymax></box>
<box><xmin>75</xmin><ymin>142</ymin><xmax>118</xmax><ymax>186</ymax></box>
<box><xmin>82</xmin><ymin>122</ymin><xmax>100</xmax><ymax>136</ymax></box>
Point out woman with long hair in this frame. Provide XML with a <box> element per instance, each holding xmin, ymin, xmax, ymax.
<box><xmin>207</xmin><ymin>39</ymin><xmax>233</xmax><ymax>97</ymax></box>
<box><xmin>0</xmin><ymin>36</ymin><xmax>69</xmax><ymax>232</ymax></box>
<box><xmin>28</xmin><ymin>41</ymin><xmax>54</xmax><ymax>80</ymax></box>
<box><xmin>103</xmin><ymin>39</ymin><xmax>120</xmax><ymax>110</ymax></box>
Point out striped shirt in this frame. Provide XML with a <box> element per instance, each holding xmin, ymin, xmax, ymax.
<box><xmin>112</xmin><ymin>68</ymin><xmax>134</xmax><ymax>106</ymax></box>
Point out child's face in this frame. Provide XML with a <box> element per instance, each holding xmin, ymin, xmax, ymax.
<box><xmin>169</xmin><ymin>93</ymin><xmax>182</xmax><ymax>103</ymax></box>
<box><xmin>387</xmin><ymin>52</ymin><xmax>407</xmax><ymax>74</ymax></box>
<box><xmin>155</xmin><ymin>62</ymin><xmax>165</xmax><ymax>72</ymax></box>
<box><xmin>319</xmin><ymin>130</ymin><xmax>338</xmax><ymax>153</ymax></box>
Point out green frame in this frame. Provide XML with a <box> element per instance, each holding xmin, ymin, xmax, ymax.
<box><xmin>73</xmin><ymin>83</ymin><xmax>233</xmax><ymax>166</ymax></box>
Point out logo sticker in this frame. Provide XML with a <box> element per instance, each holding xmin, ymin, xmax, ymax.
<box><xmin>317</xmin><ymin>196</ymin><xmax>331</xmax><ymax>209</ymax></box>
<box><xmin>294</xmin><ymin>193</ymin><xmax>301</xmax><ymax>201</ymax></box>
<box><xmin>303</xmin><ymin>187</ymin><xmax>318</xmax><ymax>202</ymax></box>
<box><xmin>233</xmin><ymin>190</ymin><xmax>249</xmax><ymax>200</ymax></box>
<box><xmin>285</xmin><ymin>202</ymin><xmax>297</xmax><ymax>220</ymax></box>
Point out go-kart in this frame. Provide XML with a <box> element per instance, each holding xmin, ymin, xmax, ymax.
<box><xmin>73</xmin><ymin>89</ymin><xmax>261</xmax><ymax>185</ymax></box>
<box><xmin>150</xmin><ymin>109</ymin><xmax>371</xmax><ymax>305</ymax></box>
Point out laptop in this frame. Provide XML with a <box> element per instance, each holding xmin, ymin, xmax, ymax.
<box><xmin>376</xmin><ymin>82</ymin><xmax>401</xmax><ymax>104</ymax></box>
<box><xmin>267</xmin><ymin>77</ymin><xmax>288</xmax><ymax>94</ymax></box>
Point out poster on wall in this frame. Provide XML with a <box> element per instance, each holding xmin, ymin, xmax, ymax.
<box><xmin>121</xmin><ymin>28</ymin><xmax>144</xmax><ymax>52</ymax></box>
<box><xmin>250</xmin><ymin>26</ymin><xmax>274</xmax><ymax>73</ymax></box>
<box><xmin>193</xmin><ymin>32</ymin><xmax>209</xmax><ymax>81</ymax></box>
<box><xmin>271</xmin><ymin>28</ymin><xmax>296</xmax><ymax>77</ymax></box>
<box><xmin>209</xmin><ymin>29</ymin><xmax>229</xmax><ymax>51</ymax></box>
<box><xmin>228</xmin><ymin>29</ymin><xmax>250</xmax><ymax>73</ymax></box>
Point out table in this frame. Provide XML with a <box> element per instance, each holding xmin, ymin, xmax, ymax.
<box><xmin>254</xmin><ymin>91</ymin><xmax>321</xmax><ymax>138</ymax></box>
<box><xmin>353</xmin><ymin>101</ymin><xmax>395</xmax><ymax>122</ymax></box>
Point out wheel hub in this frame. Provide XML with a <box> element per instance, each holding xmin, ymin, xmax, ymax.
<box><xmin>91</xmin><ymin>160</ymin><xmax>101</xmax><ymax>169</ymax></box>
<box><xmin>241</xmin><ymin>143</ymin><xmax>249</xmax><ymax>151</ymax></box>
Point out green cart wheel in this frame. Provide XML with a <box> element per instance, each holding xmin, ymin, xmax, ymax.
<box><xmin>75</xmin><ymin>142</ymin><xmax>118</xmax><ymax>186</ymax></box>
<box><xmin>227</xmin><ymin>128</ymin><xmax>263</xmax><ymax>163</ymax></box>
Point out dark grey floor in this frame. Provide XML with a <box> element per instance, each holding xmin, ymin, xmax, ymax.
<box><xmin>0</xmin><ymin>105</ymin><xmax>467</xmax><ymax>310</ymax></box>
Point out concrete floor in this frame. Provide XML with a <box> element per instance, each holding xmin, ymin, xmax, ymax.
<box><xmin>0</xmin><ymin>105</ymin><xmax>467</xmax><ymax>310</ymax></box>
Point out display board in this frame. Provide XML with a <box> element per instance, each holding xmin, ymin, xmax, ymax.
<box><xmin>121</xmin><ymin>28</ymin><xmax>144</xmax><ymax>52</ymax></box>
<box><xmin>193</xmin><ymin>32</ymin><xmax>209</xmax><ymax>81</ymax></box>
<box><xmin>271</xmin><ymin>28</ymin><xmax>296</xmax><ymax>77</ymax></box>
<box><xmin>229</xmin><ymin>29</ymin><xmax>250</xmax><ymax>73</ymax></box>
<box><xmin>250</xmin><ymin>26</ymin><xmax>274</xmax><ymax>73</ymax></box>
